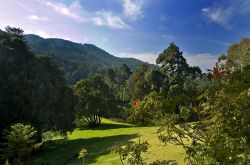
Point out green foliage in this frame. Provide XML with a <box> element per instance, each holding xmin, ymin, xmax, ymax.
<box><xmin>74</xmin><ymin>75</ymin><xmax>117</xmax><ymax>127</ymax></box>
<box><xmin>103</xmin><ymin>64</ymin><xmax>132</xmax><ymax>118</ymax></box>
<box><xmin>124</xmin><ymin>43</ymin><xmax>202</xmax><ymax>125</ymax></box>
<box><xmin>41</xmin><ymin>131</ymin><xmax>62</xmax><ymax>143</ymax></box>
<box><xmin>127</xmin><ymin>64</ymin><xmax>151</xmax><ymax>100</ymax></box>
<box><xmin>158</xmin><ymin>66</ymin><xmax>250</xmax><ymax>164</ymax></box>
<box><xmin>0</xmin><ymin>28</ymin><xmax>76</xmax><ymax>140</ymax></box>
<box><xmin>114</xmin><ymin>140</ymin><xmax>178</xmax><ymax>165</ymax></box>
<box><xmin>78</xmin><ymin>148</ymin><xmax>88</xmax><ymax>165</ymax></box>
<box><xmin>125</xmin><ymin>92</ymin><xmax>175</xmax><ymax>125</ymax></box>
<box><xmin>145</xmin><ymin>69</ymin><xmax>164</xmax><ymax>92</ymax></box>
<box><xmin>156</xmin><ymin>43</ymin><xmax>188</xmax><ymax>75</ymax></box>
<box><xmin>1</xmin><ymin>123</ymin><xmax>39</xmax><ymax>164</ymax></box>
<box><xmin>114</xmin><ymin>140</ymin><xmax>149</xmax><ymax>165</ymax></box>
<box><xmin>225</xmin><ymin>38</ymin><xmax>250</xmax><ymax>71</ymax></box>
<box><xmin>156</xmin><ymin>43</ymin><xmax>202</xmax><ymax>93</ymax></box>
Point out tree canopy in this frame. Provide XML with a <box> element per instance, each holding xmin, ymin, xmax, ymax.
<box><xmin>0</xmin><ymin>28</ymin><xmax>76</xmax><ymax>138</ymax></box>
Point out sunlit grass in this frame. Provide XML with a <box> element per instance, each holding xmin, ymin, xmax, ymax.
<box><xmin>34</xmin><ymin>119</ymin><xmax>185</xmax><ymax>165</ymax></box>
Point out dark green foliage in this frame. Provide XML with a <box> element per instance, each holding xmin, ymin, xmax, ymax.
<box><xmin>74</xmin><ymin>75</ymin><xmax>117</xmax><ymax>127</ymax></box>
<box><xmin>127</xmin><ymin>64</ymin><xmax>151</xmax><ymax>100</ymax></box>
<box><xmin>157</xmin><ymin>43</ymin><xmax>202</xmax><ymax>93</ymax></box>
<box><xmin>156</xmin><ymin>43</ymin><xmax>202</xmax><ymax>117</ymax></box>
<box><xmin>5</xmin><ymin>26</ymin><xmax>24</xmax><ymax>37</ymax></box>
<box><xmin>25</xmin><ymin>34</ymin><xmax>153</xmax><ymax>84</ymax></box>
<box><xmin>0</xmin><ymin>28</ymin><xmax>76</xmax><ymax>139</ymax></box>
<box><xmin>1</xmin><ymin>123</ymin><xmax>39</xmax><ymax>164</ymax></box>
<box><xmin>124</xmin><ymin>43</ymin><xmax>202</xmax><ymax>125</ymax></box>
<box><xmin>103</xmin><ymin>64</ymin><xmax>132</xmax><ymax>117</ymax></box>
<box><xmin>145</xmin><ymin>69</ymin><xmax>164</xmax><ymax>92</ymax></box>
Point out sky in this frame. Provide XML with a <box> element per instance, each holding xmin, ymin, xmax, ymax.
<box><xmin>0</xmin><ymin>0</ymin><xmax>250</xmax><ymax>70</ymax></box>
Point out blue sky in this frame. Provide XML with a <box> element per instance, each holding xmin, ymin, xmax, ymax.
<box><xmin>0</xmin><ymin>0</ymin><xmax>249</xmax><ymax>70</ymax></box>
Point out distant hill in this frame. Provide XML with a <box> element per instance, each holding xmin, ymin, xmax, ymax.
<box><xmin>25</xmin><ymin>34</ymin><xmax>153</xmax><ymax>84</ymax></box>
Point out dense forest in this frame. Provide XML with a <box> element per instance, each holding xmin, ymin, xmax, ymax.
<box><xmin>25</xmin><ymin>34</ymin><xmax>153</xmax><ymax>84</ymax></box>
<box><xmin>0</xmin><ymin>27</ymin><xmax>250</xmax><ymax>165</ymax></box>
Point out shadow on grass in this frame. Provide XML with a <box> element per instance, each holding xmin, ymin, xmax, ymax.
<box><xmin>36</xmin><ymin>134</ymin><xmax>138</xmax><ymax>165</ymax></box>
<box><xmin>77</xmin><ymin>122</ymin><xmax>136</xmax><ymax>131</ymax></box>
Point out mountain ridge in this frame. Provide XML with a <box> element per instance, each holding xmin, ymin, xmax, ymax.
<box><xmin>25</xmin><ymin>34</ymin><xmax>154</xmax><ymax>84</ymax></box>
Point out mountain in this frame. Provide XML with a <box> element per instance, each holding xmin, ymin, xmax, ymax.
<box><xmin>25</xmin><ymin>34</ymin><xmax>152</xmax><ymax>84</ymax></box>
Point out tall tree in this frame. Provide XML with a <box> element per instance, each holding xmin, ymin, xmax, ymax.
<box><xmin>74</xmin><ymin>75</ymin><xmax>117</xmax><ymax>127</ymax></box>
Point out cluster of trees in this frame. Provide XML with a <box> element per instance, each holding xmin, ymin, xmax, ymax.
<box><xmin>113</xmin><ymin>39</ymin><xmax>250</xmax><ymax>164</ymax></box>
<box><xmin>0</xmin><ymin>27</ymin><xmax>77</xmax><ymax>164</ymax></box>
<box><xmin>0</xmin><ymin>27</ymin><xmax>77</xmax><ymax>135</ymax></box>
<box><xmin>123</xmin><ymin>43</ymin><xmax>203</xmax><ymax>125</ymax></box>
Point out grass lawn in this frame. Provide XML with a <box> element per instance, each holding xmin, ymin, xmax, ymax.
<box><xmin>34</xmin><ymin>119</ymin><xmax>185</xmax><ymax>165</ymax></box>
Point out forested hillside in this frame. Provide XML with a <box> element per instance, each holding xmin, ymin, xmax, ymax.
<box><xmin>25</xmin><ymin>34</ymin><xmax>152</xmax><ymax>84</ymax></box>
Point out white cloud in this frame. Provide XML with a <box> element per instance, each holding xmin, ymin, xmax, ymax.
<box><xmin>117</xmin><ymin>52</ymin><xmax>157</xmax><ymax>64</ymax></box>
<box><xmin>27</xmin><ymin>15</ymin><xmax>49</xmax><ymax>21</ymax></box>
<box><xmin>123</xmin><ymin>0</ymin><xmax>143</xmax><ymax>20</ymax></box>
<box><xmin>92</xmin><ymin>11</ymin><xmax>131</xmax><ymax>29</ymax></box>
<box><xmin>202</xmin><ymin>0</ymin><xmax>250</xmax><ymax>28</ymax></box>
<box><xmin>202</xmin><ymin>6</ymin><xmax>233</xmax><ymax>28</ymax></box>
<box><xmin>41</xmin><ymin>1</ymin><xmax>84</xmax><ymax>22</ymax></box>
<box><xmin>184</xmin><ymin>53</ymin><xmax>218</xmax><ymax>71</ymax></box>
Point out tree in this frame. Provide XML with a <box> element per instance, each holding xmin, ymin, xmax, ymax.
<box><xmin>5</xmin><ymin>26</ymin><xmax>24</xmax><ymax>37</ymax></box>
<box><xmin>157</xmin><ymin>43</ymin><xmax>202</xmax><ymax>88</ymax></box>
<box><xmin>74</xmin><ymin>75</ymin><xmax>117</xmax><ymax>127</ymax></box>
<box><xmin>156</xmin><ymin>43</ymin><xmax>188</xmax><ymax>75</ymax></box>
<box><xmin>225</xmin><ymin>38</ymin><xmax>250</xmax><ymax>71</ymax></box>
<box><xmin>1</xmin><ymin>123</ymin><xmax>39</xmax><ymax>164</ymax></box>
<box><xmin>127</xmin><ymin>64</ymin><xmax>150</xmax><ymax>100</ymax></box>
<box><xmin>155</xmin><ymin>43</ymin><xmax>202</xmax><ymax>117</ymax></box>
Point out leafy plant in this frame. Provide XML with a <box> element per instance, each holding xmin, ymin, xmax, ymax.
<box><xmin>113</xmin><ymin>140</ymin><xmax>177</xmax><ymax>165</ymax></box>
<box><xmin>78</xmin><ymin>148</ymin><xmax>88</xmax><ymax>165</ymax></box>
<box><xmin>1</xmin><ymin>123</ymin><xmax>39</xmax><ymax>164</ymax></box>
